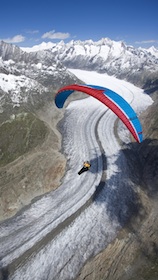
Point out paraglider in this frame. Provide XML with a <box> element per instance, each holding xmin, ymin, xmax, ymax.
<box><xmin>78</xmin><ymin>161</ymin><xmax>91</xmax><ymax>175</ymax></box>
<box><xmin>55</xmin><ymin>84</ymin><xmax>143</xmax><ymax>143</ymax></box>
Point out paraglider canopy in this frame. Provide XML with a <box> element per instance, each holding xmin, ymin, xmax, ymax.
<box><xmin>55</xmin><ymin>84</ymin><xmax>143</xmax><ymax>143</ymax></box>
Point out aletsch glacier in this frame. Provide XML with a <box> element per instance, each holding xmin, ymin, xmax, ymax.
<box><xmin>0</xmin><ymin>69</ymin><xmax>153</xmax><ymax>279</ymax></box>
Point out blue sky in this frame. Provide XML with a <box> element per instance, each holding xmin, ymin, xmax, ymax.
<box><xmin>1</xmin><ymin>0</ymin><xmax>158</xmax><ymax>49</ymax></box>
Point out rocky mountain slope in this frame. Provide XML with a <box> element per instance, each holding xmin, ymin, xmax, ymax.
<box><xmin>0</xmin><ymin>40</ymin><xmax>82</xmax><ymax>119</ymax></box>
<box><xmin>0</xmin><ymin>40</ymin><xmax>82</xmax><ymax>220</ymax></box>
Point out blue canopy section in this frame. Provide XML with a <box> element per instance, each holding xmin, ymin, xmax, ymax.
<box><xmin>106</xmin><ymin>88</ymin><xmax>143</xmax><ymax>142</ymax></box>
<box><xmin>88</xmin><ymin>85</ymin><xmax>143</xmax><ymax>142</ymax></box>
<box><xmin>55</xmin><ymin>89</ymin><xmax>74</xmax><ymax>108</ymax></box>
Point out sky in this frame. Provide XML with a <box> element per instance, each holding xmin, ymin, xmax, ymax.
<box><xmin>1</xmin><ymin>0</ymin><xmax>158</xmax><ymax>49</ymax></box>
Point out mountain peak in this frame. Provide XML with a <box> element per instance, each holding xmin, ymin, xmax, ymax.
<box><xmin>21</xmin><ymin>41</ymin><xmax>55</xmax><ymax>53</ymax></box>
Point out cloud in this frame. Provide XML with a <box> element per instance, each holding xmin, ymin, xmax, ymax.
<box><xmin>42</xmin><ymin>30</ymin><xmax>70</xmax><ymax>40</ymax></box>
<box><xmin>26</xmin><ymin>30</ymin><xmax>39</xmax><ymax>34</ymax></box>
<box><xmin>1</xmin><ymin>35</ymin><xmax>25</xmax><ymax>43</ymax></box>
<box><xmin>135</xmin><ymin>39</ymin><xmax>158</xmax><ymax>44</ymax></box>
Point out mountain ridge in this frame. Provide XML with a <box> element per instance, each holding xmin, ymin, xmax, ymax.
<box><xmin>0</xmin><ymin>38</ymin><xmax>157</xmax><ymax>104</ymax></box>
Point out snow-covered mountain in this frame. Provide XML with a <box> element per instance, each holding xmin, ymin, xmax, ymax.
<box><xmin>0</xmin><ymin>42</ymin><xmax>81</xmax><ymax>118</ymax></box>
<box><xmin>21</xmin><ymin>38</ymin><xmax>158</xmax><ymax>77</ymax></box>
<box><xmin>145</xmin><ymin>46</ymin><xmax>158</xmax><ymax>59</ymax></box>
<box><xmin>0</xmin><ymin>38</ymin><xmax>158</xmax><ymax>115</ymax></box>
<box><xmin>21</xmin><ymin>38</ymin><xmax>158</xmax><ymax>60</ymax></box>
